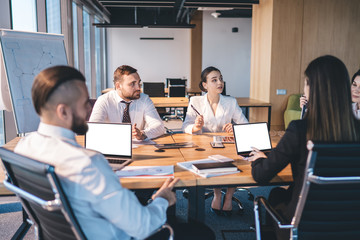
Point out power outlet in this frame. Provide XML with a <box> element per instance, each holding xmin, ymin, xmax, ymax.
<box><xmin>276</xmin><ymin>89</ymin><xmax>287</xmax><ymax>95</ymax></box>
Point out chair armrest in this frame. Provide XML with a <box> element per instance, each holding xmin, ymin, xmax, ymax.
<box><xmin>147</xmin><ymin>223</ymin><xmax>174</xmax><ymax>240</ymax></box>
<box><xmin>4</xmin><ymin>179</ymin><xmax>61</xmax><ymax>211</ymax></box>
<box><xmin>254</xmin><ymin>196</ymin><xmax>294</xmax><ymax>233</ymax></box>
<box><xmin>308</xmin><ymin>173</ymin><xmax>360</xmax><ymax>184</ymax></box>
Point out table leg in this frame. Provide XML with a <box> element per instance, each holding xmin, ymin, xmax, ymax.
<box><xmin>187</xmin><ymin>186</ymin><xmax>205</xmax><ymax>223</ymax></box>
<box><xmin>267</xmin><ymin>106</ymin><xmax>272</xmax><ymax>127</ymax></box>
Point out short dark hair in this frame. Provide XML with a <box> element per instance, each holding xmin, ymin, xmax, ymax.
<box><xmin>199</xmin><ymin>66</ymin><xmax>221</xmax><ymax>92</ymax></box>
<box><xmin>113</xmin><ymin>65</ymin><xmax>137</xmax><ymax>86</ymax></box>
<box><xmin>351</xmin><ymin>69</ymin><xmax>360</xmax><ymax>83</ymax></box>
<box><xmin>32</xmin><ymin>65</ymin><xmax>85</xmax><ymax>114</ymax></box>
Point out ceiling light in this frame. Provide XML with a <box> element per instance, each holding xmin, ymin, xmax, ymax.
<box><xmin>211</xmin><ymin>12</ymin><xmax>221</xmax><ymax>18</ymax></box>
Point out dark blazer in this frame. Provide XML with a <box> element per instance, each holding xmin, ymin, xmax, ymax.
<box><xmin>251</xmin><ymin>119</ymin><xmax>308</xmax><ymax>221</ymax></box>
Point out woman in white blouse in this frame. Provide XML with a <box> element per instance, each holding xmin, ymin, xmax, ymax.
<box><xmin>351</xmin><ymin>70</ymin><xmax>360</xmax><ymax>119</ymax></box>
<box><xmin>182</xmin><ymin>66</ymin><xmax>248</xmax><ymax>216</ymax></box>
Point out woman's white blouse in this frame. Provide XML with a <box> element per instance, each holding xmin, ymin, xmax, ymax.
<box><xmin>182</xmin><ymin>94</ymin><xmax>248</xmax><ymax>134</ymax></box>
<box><xmin>353</xmin><ymin>102</ymin><xmax>360</xmax><ymax>119</ymax></box>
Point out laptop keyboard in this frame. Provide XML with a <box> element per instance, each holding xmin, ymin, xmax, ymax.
<box><xmin>107</xmin><ymin>158</ymin><xmax>127</xmax><ymax>164</ymax></box>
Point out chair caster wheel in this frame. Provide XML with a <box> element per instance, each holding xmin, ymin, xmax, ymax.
<box><xmin>182</xmin><ymin>189</ymin><xmax>189</xmax><ymax>199</ymax></box>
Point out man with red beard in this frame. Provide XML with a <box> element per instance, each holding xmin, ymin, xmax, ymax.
<box><xmin>89</xmin><ymin>65</ymin><xmax>165</xmax><ymax>140</ymax></box>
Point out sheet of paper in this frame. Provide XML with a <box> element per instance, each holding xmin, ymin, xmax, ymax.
<box><xmin>132</xmin><ymin>138</ymin><xmax>156</xmax><ymax>148</ymax></box>
<box><xmin>208</xmin><ymin>154</ymin><xmax>234</xmax><ymax>162</ymax></box>
<box><xmin>115</xmin><ymin>165</ymin><xmax>174</xmax><ymax>178</ymax></box>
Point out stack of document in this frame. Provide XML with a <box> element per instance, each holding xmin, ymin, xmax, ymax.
<box><xmin>192</xmin><ymin>162</ymin><xmax>238</xmax><ymax>174</ymax></box>
<box><xmin>177</xmin><ymin>157</ymin><xmax>240</xmax><ymax>178</ymax></box>
<box><xmin>115</xmin><ymin>165</ymin><xmax>174</xmax><ymax>178</ymax></box>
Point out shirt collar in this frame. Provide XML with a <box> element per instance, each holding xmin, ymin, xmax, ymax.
<box><xmin>37</xmin><ymin>122</ymin><xmax>77</xmax><ymax>143</ymax></box>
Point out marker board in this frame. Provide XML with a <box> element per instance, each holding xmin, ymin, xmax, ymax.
<box><xmin>0</xmin><ymin>29</ymin><xmax>67</xmax><ymax>134</ymax></box>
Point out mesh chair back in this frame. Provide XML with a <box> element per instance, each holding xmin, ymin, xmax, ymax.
<box><xmin>143</xmin><ymin>82</ymin><xmax>165</xmax><ymax>97</ymax></box>
<box><xmin>167</xmin><ymin>79</ymin><xmax>186</xmax><ymax>97</ymax></box>
<box><xmin>168</xmin><ymin>86</ymin><xmax>186</xmax><ymax>97</ymax></box>
<box><xmin>292</xmin><ymin>142</ymin><xmax>360</xmax><ymax>240</ymax></box>
<box><xmin>0</xmin><ymin>147</ymin><xmax>86</xmax><ymax>240</ymax></box>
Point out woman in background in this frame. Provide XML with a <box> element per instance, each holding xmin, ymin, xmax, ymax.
<box><xmin>249</xmin><ymin>55</ymin><xmax>360</xmax><ymax>240</ymax></box>
<box><xmin>182</xmin><ymin>66</ymin><xmax>248</xmax><ymax>216</ymax></box>
<box><xmin>351</xmin><ymin>69</ymin><xmax>360</xmax><ymax>119</ymax></box>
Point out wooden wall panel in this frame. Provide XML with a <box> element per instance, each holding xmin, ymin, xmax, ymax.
<box><xmin>250</xmin><ymin>0</ymin><xmax>360</xmax><ymax>129</ymax></box>
<box><xmin>300</xmin><ymin>0</ymin><xmax>360</xmax><ymax>90</ymax></box>
<box><xmin>269</xmin><ymin>0</ymin><xmax>303</xmax><ymax>128</ymax></box>
<box><xmin>190</xmin><ymin>11</ymin><xmax>203</xmax><ymax>92</ymax></box>
<box><xmin>250</xmin><ymin>0</ymin><xmax>273</xmax><ymax>102</ymax></box>
<box><xmin>249</xmin><ymin>0</ymin><xmax>273</xmax><ymax>123</ymax></box>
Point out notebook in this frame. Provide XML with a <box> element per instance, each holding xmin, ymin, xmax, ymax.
<box><xmin>192</xmin><ymin>162</ymin><xmax>238</xmax><ymax>174</ymax></box>
<box><xmin>85</xmin><ymin>122</ymin><xmax>133</xmax><ymax>169</ymax></box>
<box><xmin>233</xmin><ymin>122</ymin><xmax>272</xmax><ymax>157</ymax></box>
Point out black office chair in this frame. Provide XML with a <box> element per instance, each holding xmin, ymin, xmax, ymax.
<box><xmin>143</xmin><ymin>82</ymin><xmax>167</xmax><ymax>117</ymax></box>
<box><xmin>166</xmin><ymin>78</ymin><xmax>185</xmax><ymax>88</ymax></box>
<box><xmin>143</xmin><ymin>82</ymin><xmax>165</xmax><ymax>97</ymax></box>
<box><xmin>254</xmin><ymin>141</ymin><xmax>360</xmax><ymax>240</ymax></box>
<box><xmin>163</xmin><ymin>79</ymin><xmax>187</xmax><ymax>121</ymax></box>
<box><xmin>0</xmin><ymin>147</ymin><xmax>86</xmax><ymax>240</ymax></box>
<box><xmin>0</xmin><ymin>147</ymin><xmax>174</xmax><ymax>240</ymax></box>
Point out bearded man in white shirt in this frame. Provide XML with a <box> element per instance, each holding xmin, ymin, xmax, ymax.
<box><xmin>89</xmin><ymin>65</ymin><xmax>165</xmax><ymax>140</ymax></box>
<box><xmin>14</xmin><ymin>66</ymin><xmax>174</xmax><ymax>239</ymax></box>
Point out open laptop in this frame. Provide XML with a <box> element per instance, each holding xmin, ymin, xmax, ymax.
<box><xmin>233</xmin><ymin>122</ymin><xmax>272</xmax><ymax>157</ymax></box>
<box><xmin>85</xmin><ymin>122</ymin><xmax>133</xmax><ymax>169</ymax></box>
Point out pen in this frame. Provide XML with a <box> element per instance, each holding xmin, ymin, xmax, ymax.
<box><xmin>191</xmin><ymin>104</ymin><xmax>201</xmax><ymax>116</ymax></box>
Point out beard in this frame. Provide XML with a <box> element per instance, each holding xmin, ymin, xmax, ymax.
<box><xmin>124</xmin><ymin>90</ymin><xmax>141</xmax><ymax>100</ymax></box>
<box><xmin>71</xmin><ymin>112</ymin><xmax>88</xmax><ymax>135</ymax></box>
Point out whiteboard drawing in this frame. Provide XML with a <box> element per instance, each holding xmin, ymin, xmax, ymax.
<box><xmin>0</xmin><ymin>30</ymin><xmax>67</xmax><ymax>134</ymax></box>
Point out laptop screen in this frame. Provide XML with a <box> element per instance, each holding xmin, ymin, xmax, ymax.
<box><xmin>85</xmin><ymin>122</ymin><xmax>132</xmax><ymax>157</ymax></box>
<box><xmin>233</xmin><ymin>122</ymin><xmax>272</xmax><ymax>155</ymax></box>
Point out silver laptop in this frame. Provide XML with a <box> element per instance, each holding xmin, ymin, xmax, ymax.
<box><xmin>85</xmin><ymin>122</ymin><xmax>133</xmax><ymax>169</ymax></box>
<box><xmin>233</xmin><ymin>122</ymin><xmax>272</xmax><ymax>157</ymax></box>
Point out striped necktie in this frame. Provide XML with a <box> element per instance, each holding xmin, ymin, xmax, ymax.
<box><xmin>121</xmin><ymin>101</ymin><xmax>131</xmax><ymax>123</ymax></box>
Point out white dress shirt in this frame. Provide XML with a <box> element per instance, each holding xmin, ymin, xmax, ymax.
<box><xmin>15</xmin><ymin>122</ymin><xmax>168</xmax><ymax>240</ymax></box>
<box><xmin>353</xmin><ymin>102</ymin><xmax>360</xmax><ymax>119</ymax></box>
<box><xmin>89</xmin><ymin>90</ymin><xmax>165</xmax><ymax>139</ymax></box>
<box><xmin>182</xmin><ymin>94</ymin><xmax>248</xmax><ymax>134</ymax></box>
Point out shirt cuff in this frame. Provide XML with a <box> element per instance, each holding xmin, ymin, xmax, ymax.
<box><xmin>152</xmin><ymin>197</ymin><xmax>169</xmax><ymax>208</ymax></box>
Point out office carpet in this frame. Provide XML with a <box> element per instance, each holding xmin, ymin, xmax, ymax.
<box><xmin>0</xmin><ymin>186</ymin><xmax>275</xmax><ymax>240</ymax></box>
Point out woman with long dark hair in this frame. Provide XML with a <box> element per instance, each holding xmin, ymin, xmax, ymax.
<box><xmin>249</xmin><ymin>55</ymin><xmax>360</xmax><ymax>239</ymax></box>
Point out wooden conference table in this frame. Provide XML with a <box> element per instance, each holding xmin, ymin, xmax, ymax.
<box><xmin>1</xmin><ymin>132</ymin><xmax>291</xmax><ymax>222</ymax></box>
<box><xmin>150</xmin><ymin>97</ymin><xmax>272</xmax><ymax>126</ymax></box>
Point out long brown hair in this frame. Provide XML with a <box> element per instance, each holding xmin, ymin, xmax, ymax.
<box><xmin>305</xmin><ymin>55</ymin><xmax>360</xmax><ymax>141</ymax></box>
